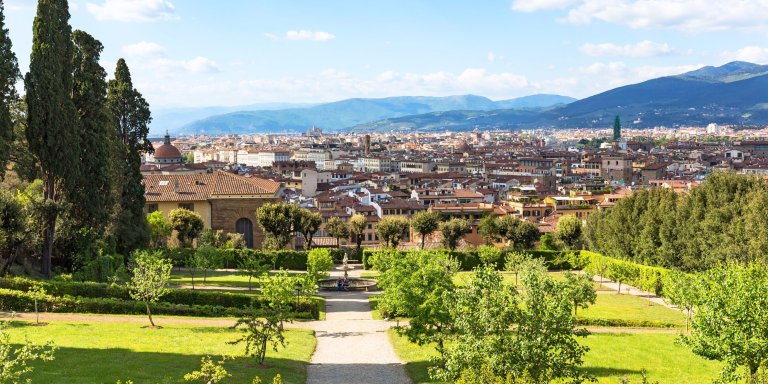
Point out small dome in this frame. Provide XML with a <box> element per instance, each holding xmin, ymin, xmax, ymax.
<box><xmin>155</xmin><ymin>144</ymin><xmax>182</xmax><ymax>159</ymax></box>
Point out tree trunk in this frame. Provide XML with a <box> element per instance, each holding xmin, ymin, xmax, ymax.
<box><xmin>248</xmin><ymin>275</ymin><xmax>253</xmax><ymax>291</ymax></box>
<box><xmin>0</xmin><ymin>246</ymin><xmax>20</xmax><ymax>276</ymax></box>
<box><xmin>617</xmin><ymin>282</ymin><xmax>622</xmax><ymax>294</ymax></box>
<box><xmin>145</xmin><ymin>301</ymin><xmax>155</xmax><ymax>327</ymax></box>
<box><xmin>41</xmin><ymin>176</ymin><xmax>57</xmax><ymax>278</ymax></box>
<box><xmin>190</xmin><ymin>271</ymin><xmax>195</xmax><ymax>289</ymax></box>
<box><xmin>421</xmin><ymin>234</ymin><xmax>426</xmax><ymax>249</ymax></box>
<box><xmin>35</xmin><ymin>298</ymin><xmax>39</xmax><ymax>324</ymax></box>
<box><xmin>203</xmin><ymin>269</ymin><xmax>207</xmax><ymax>284</ymax></box>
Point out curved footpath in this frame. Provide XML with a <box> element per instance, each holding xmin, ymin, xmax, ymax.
<box><xmin>305</xmin><ymin>266</ymin><xmax>411</xmax><ymax>384</ymax></box>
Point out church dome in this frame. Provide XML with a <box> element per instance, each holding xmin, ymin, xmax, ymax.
<box><xmin>155</xmin><ymin>143</ymin><xmax>182</xmax><ymax>159</ymax></box>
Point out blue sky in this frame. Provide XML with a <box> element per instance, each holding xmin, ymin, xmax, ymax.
<box><xmin>5</xmin><ymin>0</ymin><xmax>768</xmax><ymax>108</ymax></box>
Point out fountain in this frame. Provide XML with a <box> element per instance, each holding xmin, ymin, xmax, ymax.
<box><xmin>317</xmin><ymin>253</ymin><xmax>377</xmax><ymax>291</ymax></box>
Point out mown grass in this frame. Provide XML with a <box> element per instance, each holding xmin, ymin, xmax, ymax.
<box><xmin>578</xmin><ymin>293</ymin><xmax>687</xmax><ymax>327</ymax></box>
<box><xmin>169</xmin><ymin>270</ymin><xmax>306</xmax><ymax>289</ymax></box>
<box><xmin>8</xmin><ymin>321</ymin><xmax>315</xmax><ymax>384</ymax></box>
<box><xmin>388</xmin><ymin>329</ymin><xmax>722</xmax><ymax>384</ymax></box>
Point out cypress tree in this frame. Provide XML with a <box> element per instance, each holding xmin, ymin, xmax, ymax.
<box><xmin>0</xmin><ymin>0</ymin><xmax>20</xmax><ymax>177</ymax></box>
<box><xmin>107</xmin><ymin>59</ymin><xmax>152</xmax><ymax>254</ymax></box>
<box><xmin>613</xmin><ymin>115</ymin><xmax>621</xmax><ymax>140</ymax></box>
<box><xmin>69</xmin><ymin>30</ymin><xmax>113</xmax><ymax>233</ymax></box>
<box><xmin>24</xmin><ymin>0</ymin><xmax>79</xmax><ymax>277</ymax></box>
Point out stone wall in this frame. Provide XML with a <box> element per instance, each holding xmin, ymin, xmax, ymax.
<box><xmin>209</xmin><ymin>197</ymin><xmax>278</xmax><ymax>249</ymax></box>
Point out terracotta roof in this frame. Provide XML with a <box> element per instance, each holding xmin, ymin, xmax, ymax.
<box><xmin>143</xmin><ymin>171</ymin><xmax>280</xmax><ymax>202</ymax></box>
<box><xmin>154</xmin><ymin>144</ymin><xmax>182</xmax><ymax>159</ymax></box>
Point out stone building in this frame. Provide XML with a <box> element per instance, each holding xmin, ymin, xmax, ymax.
<box><xmin>143</xmin><ymin>171</ymin><xmax>281</xmax><ymax>248</ymax></box>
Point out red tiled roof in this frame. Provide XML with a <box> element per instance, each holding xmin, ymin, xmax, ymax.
<box><xmin>143</xmin><ymin>171</ymin><xmax>280</xmax><ymax>202</ymax></box>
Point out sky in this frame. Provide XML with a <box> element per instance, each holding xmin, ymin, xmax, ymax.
<box><xmin>5</xmin><ymin>0</ymin><xmax>768</xmax><ymax>109</ymax></box>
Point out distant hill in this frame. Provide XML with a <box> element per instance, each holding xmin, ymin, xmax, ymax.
<box><xmin>351</xmin><ymin>61</ymin><xmax>768</xmax><ymax>132</ymax></box>
<box><xmin>174</xmin><ymin>94</ymin><xmax>575</xmax><ymax>135</ymax></box>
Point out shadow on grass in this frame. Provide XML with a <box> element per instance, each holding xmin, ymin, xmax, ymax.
<box><xmin>583</xmin><ymin>366</ymin><xmax>643</xmax><ymax>378</ymax></box>
<box><xmin>22</xmin><ymin>346</ymin><xmax>307</xmax><ymax>384</ymax></box>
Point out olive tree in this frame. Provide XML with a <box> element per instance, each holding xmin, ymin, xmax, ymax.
<box><xmin>376</xmin><ymin>217</ymin><xmax>409</xmax><ymax>248</ymax></box>
<box><xmin>127</xmin><ymin>251</ymin><xmax>173</xmax><ymax>327</ymax></box>
<box><xmin>168</xmin><ymin>208</ymin><xmax>204</xmax><ymax>248</ymax></box>
<box><xmin>295</xmin><ymin>208</ymin><xmax>321</xmax><ymax>250</ymax></box>
<box><xmin>325</xmin><ymin>217</ymin><xmax>348</xmax><ymax>248</ymax></box>
<box><xmin>440</xmin><ymin>218</ymin><xmax>471</xmax><ymax>251</ymax></box>
<box><xmin>348</xmin><ymin>213</ymin><xmax>368</xmax><ymax>254</ymax></box>
<box><xmin>554</xmin><ymin>215</ymin><xmax>583</xmax><ymax>250</ymax></box>
<box><xmin>256</xmin><ymin>203</ymin><xmax>300</xmax><ymax>250</ymax></box>
<box><xmin>411</xmin><ymin>210</ymin><xmax>441</xmax><ymax>249</ymax></box>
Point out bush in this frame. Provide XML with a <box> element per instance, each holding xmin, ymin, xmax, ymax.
<box><xmin>156</xmin><ymin>248</ymin><xmax>309</xmax><ymax>271</ymax></box>
<box><xmin>73</xmin><ymin>253</ymin><xmax>128</xmax><ymax>283</ymax></box>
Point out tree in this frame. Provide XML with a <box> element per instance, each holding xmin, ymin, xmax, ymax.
<box><xmin>198</xmin><ymin>229</ymin><xmax>227</xmax><ymax>248</ymax></box>
<box><xmin>256</xmin><ymin>203</ymin><xmax>299</xmax><ymax>250</ymax></box>
<box><xmin>168</xmin><ymin>208</ymin><xmax>204</xmax><ymax>248</ymax></box>
<box><xmin>554</xmin><ymin>215</ymin><xmax>582</xmax><ymax>250</ymax></box>
<box><xmin>183</xmin><ymin>356</ymin><xmax>230</xmax><ymax>384</ymax></box>
<box><xmin>682</xmin><ymin>264</ymin><xmax>768</xmax><ymax>383</ymax></box>
<box><xmin>538</xmin><ymin>234</ymin><xmax>557</xmax><ymax>251</ymax></box>
<box><xmin>127</xmin><ymin>251</ymin><xmax>173</xmax><ymax>327</ymax></box>
<box><xmin>107</xmin><ymin>58</ymin><xmax>152</xmax><ymax>255</ymax></box>
<box><xmin>194</xmin><ymin>246</ymin><xmax>220</xmax><ymax>285</ymax></box>
<box><xmin>376</xmin><ymin>217</ymin><xmax>409</xmax><ymax>248</ymax></box>
<box><xmin>440</xmin><ymin>218</ymin><xmax>471</xmax><ymax>251</ymax></box>
<box><xmin>24</xmin><ymin>0</ymin><xmax>80</xmax><ymax>277</ymax></box>
<box><xmin>613</xmin><ymin>115</ymin><xmax>621</xmax><ymax>140</ymax></box>
<box><xmin>259</xmin><ymin>270</ymin><xmax>294</xmax><ymax>325</ymax></box>
<box><xmin>30</xmin><ymin>284</ymin><xmax>46</xmax><ymax>325</ymax></box>
<box><xmin>477</xmin><ymin>215</ymin><xmax>499</xmax><ymax>246</ymax></box>
<box><xmin>497</xmin><ymin>216</ymin><xmax>539</xmax><ymax>250</ymax></box>
<box><xmin>295</xmin><ymin>209</ymin><xmax>321</xmax><ymax>250</ymax></box>
<box><xmin>229</xmin><ymin>310</ymin><xmax>286</xmax><ymax>366</ymax></box>
<box><xmin>0</xmin><ymin>0</ymin><xmax>20</xmax><ymax>178</ymax></box>
<box><xmin>606</xmin><ymin>261</ymin><xmax>637</xmax><ymax>295</ymax></box>
<box><xmin>306</xmin><ymin>248</ymin><xmax>334</xmax><ymax>281</ymax></box>
<box><xmin>347</xmin><ymin>213</ymin><xmax>367</xmax><ymax>254</ymax></box>
<box><xmin>478</xmin><ymin>245</ymin><xmax>502</xmax><ymax>267</ymax></box>
<box><xmin>562</xmin><ymin>271</ymin><xmax>596</xmax><ymax>316</ymax></box>
<box><xmin>68</xmin><ymin>30</ymin><xmax>113</xmax><ymax>234</ymax></box>
<box><xmin>411</xmin><ymin>210</ymin><xmax>441</xmax><ymax>249</ymax></box>
<box><xmin>325</xmin><ymin>217</ymin><xmax>348</xmax><ymax>248</ymax></box>
<box><xmin>238</xmin><ymin>252</ymin><xmax>269</xmax><ymax>291</ymax></box>
<box><xmin>662</xmin><ymin>270</ymin><xmax>699</xmax><ymax>332</ymax></box>
<box><xmin>0</xmin><ymin>193</ymin><xmax>24</xmax><ymax>275</ymax></box>
<box><xmin>504</xmin><ymin>251</ymin><xmax>529</xmax><ymax>286</ymax></box>
<box><xmin>0</xmin><ymin>320</ymin><xmax>56</xmax><ymax>383</ymax></box>
<box><xmin>147</xmin><ymin>211</ymin><xmax>171</xmax><ymax>249</ymax></box>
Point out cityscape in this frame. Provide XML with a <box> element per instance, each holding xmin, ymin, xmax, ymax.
<box><xmin>2</xmin><ymin>1</ymin><xmax>768</xmax><ymax>384</ymax></box>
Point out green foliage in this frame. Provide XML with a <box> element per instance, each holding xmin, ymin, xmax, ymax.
<box><xmin>194</xmin><ymin>246</ymin><xmax>222</xmax><ymax>285</ymax></box>
<box><xmin>72</xmin><ymin>252</ymin><xmax>126</xmax><ymax>283</ymax></box>
<box><xmin>238</xmin><ymin>252</ymin><xmax>269</xmax><ymax>291</ymax></box>
<box><xmin>478</xmin><ymin>214</ymin><xmax>500</xmax><ymax>245</ymax></box>
<box><xmin>229</xmin><ymin>310</ymin><xmax>286</xmax><ymax>366</ymax></box>
<box><xmin>108</xmin><ymin>58</ymin><xmax>152</xmax><ymax>256</ymax></box>
<box><xmin>0</xmin><ymin>321</ymin><xmax>56</xmax><ymax>384</ymax></box>
<box><xmin>682</xmin><ymin>263</ymin><xmax>768</xmax><ymax>383</ymax></box>
<box><xmin>440</xmin><ymin>218</ymin><xmax>472</xmax><ymax>251</ymax></box>
<box><xmin>295</xmin><ymin>209</ymin><xmax>321</xmax><ymax>250</ymax></box>
<box><xmin>146</xmin><ymin>211</ymin><xmax>171</xmax><ymax>248</ymax></box>
<box><xmin>256</xmin><ymin>203</ymin><xmax>299</xmax><ymax>250</ymax></box>
<box><xmin>561</xmin><ymin>271</ymin><xmax>596</xmax><ymax>316</ymax></box>
<box><xmin>347</xmin><ymin>213</ymin><xmax>367</xmax><ymax>251</ymax></box>
<box><xmin>411</xmin><ymin>210</ymin><xmax>441</xmax><ymax>249</ymax></box>
<box><xmin>478</xmin><ymin>245</ymin><xmax>503</xmax><ymax>267</ymax></box>
<box><xmin>538</xmin><ymin>233</ymin><xmax>558</xmax><ymax>251</ymax></box>
<box><xmin>613</xmin><ymin>115</ymin><xmax>621</xmax><ymax>140</ymax></box>
<box><xmin>198</xmin><ymin>229</ymin><xmax>227</xmax><ymax>248</ymax></box>
<box><xmin>376</xmin><ymin>217</ymin><xmax>410</xmax><ymax>248</ymax></box>
<box><xmin>585</xmin><ymin>173</ymin><xmax>768</xmax><ymax>271</ymax></box>
<box><xmin>259</xmin><ymin>270</ymin><xmax>295</xmax><ymax>323</ymax></box>
<box><xmin>183</xmin><ymin>356</ymin><xmax>231</xmax><ymax>383</ymax></box>
<box><xmin>554</xmin><ymin>215</ymin><xmax>582</xmax><ymax>250</ymax></box>
<box><xmin>325</xmin><ymin>216</ymin><xmax>348</xmax><ymax>248</ymax></box>
<box><xmin>497</xmin><ymin>216</ymin><xmax>539</xmax><ymax>249</ymax></box>
<box><xmin>306</xmin><ymin>248</ymin><xmax>333</xmax><ymax>281</ymax></box>
<box><xmin>662</xmin><ymin>270</ymin><xmax>700</xmax><ymax>331</ymax></box>
<box><xmin>0</xmin><ymin>2</ymin><xmax>19</xmax><ymax>181</ymax></box>
<box><xmin>25</xmin><ymin>0</ymin><xmax>80</xmax><ymax>276</ymax></box>
<box><xmin>168</xmin><ymin>208</ymin><xmax>204</xmax><ymax>248</ymax></box>
<box><xmin>127</xmin><ymin>250</ymin><xmax>173</xmax><ymax>326</ymax></box>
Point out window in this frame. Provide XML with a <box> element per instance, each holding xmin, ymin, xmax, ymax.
<box><xmin>178</xmin><ymin>203</ymin><xmax>194</xmax><ymax>211</ymax></box>
<box><xmin>235</xmin><ymin>218</ymin><xmax>254</xmax><ymax>248</ymax></box>
<box><xmin>146</xmin><ymin>204</ymin><xmax>158</xmax><ymax>213</ymax></box>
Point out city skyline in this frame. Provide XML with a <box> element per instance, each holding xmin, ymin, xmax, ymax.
<box><xmin>6</xmin><ymin>0</ymin><xmax>768</xmax><ymax>108</ymax></box>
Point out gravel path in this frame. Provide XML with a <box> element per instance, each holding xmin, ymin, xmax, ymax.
<box><xmin>306</xmin><ymin>266</ymin><xmax>411</xmax><ymax>384</ymax></box>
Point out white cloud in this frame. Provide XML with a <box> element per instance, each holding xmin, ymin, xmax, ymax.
<box><xmin>511</xmin><ymin>0</ymin><xmax>768</xmax><ymax>31</ymax></box>
<box><xmin>285</xmin><ymin>30</ymin><xmax>336</xmax><ymax>41</ymax></box>
<box><xmin>721</xmin><ymin>46</ymin><xmax>768</xmax><ymax>64</ymax></box>
<box><xmin>580</xmin><ymin>40</ymin><xmax>674</xmax><ymax>58</ymax></box>
<box><xmin>574</xmin><ymin>61</ymin><xmax>702</xmax><ymax>91</ymax></box>
<box><xmin>121</xmin><ymin>41</ymin><xmax>167</xmax><ymax>58</ymax></box>
<box><xmin>512</xmin><ymin>0</ymin><xmax>580</xmax><ymax>12</ymax></box>
<box><xmin>86</xmin><ymin>0</ymin><xmax>176</xmax><ymax>22</ymax></box>
<box><xmin>487</xmin><ymin>51</ymin><xmax>497</xmax><ymax>62</ymax></box>
<box><xmin>147</xmin><ymin>56</ymin><xmax>220</xmax><ymax>74</ymax></box>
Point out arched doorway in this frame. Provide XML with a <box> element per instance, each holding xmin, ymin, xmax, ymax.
<box><xmin>235</xmin><ymin>218</ymin><xmax>254</xmax><ymax>248</ymax></box>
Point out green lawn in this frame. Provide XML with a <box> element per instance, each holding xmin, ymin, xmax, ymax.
<box><xmin>579</xmin><ymin>293</ymin><xmax>687</xmax><ymax>327</ymax></box>
<box><xmin>9</xmin><ymin>321</ymin><xmax>316</xmax><ymax>384</ymax></box>
<box><xmin>169</xmin><ymin>270</ymin><xmax>306</xmax><ymax>289</ymax></box>
<box><xmin>387</xmin><ymin>330</ymin><xmax>722</xmax><ymax>384</ymax></box>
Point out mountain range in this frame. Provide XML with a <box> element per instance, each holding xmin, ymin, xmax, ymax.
<box><xmin>161</xmin><ymin>61</ymin><xmax>768</xmax><ymax>135</ymax></box>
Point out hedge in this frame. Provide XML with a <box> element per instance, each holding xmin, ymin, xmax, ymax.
<box><xmin>362</xmin><ymin>249</ymin><xmax>583</xmax><ymax>272</ymax></box>
<box><xmin>0</xmin><ymin>277</ymin><xmax>320</xmax><ymax>319</ymax></box>
<box><xmin>0</xmin><ymin>288</ymin><xmax>319</xmax><ymax>319</ymax></box>
<box><xmin>157</xmin><ymin>248</ymin><xmax>309</xmax><ymax>270</ymax></box>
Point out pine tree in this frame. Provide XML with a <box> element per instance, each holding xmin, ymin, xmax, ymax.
<box><xmin>107</xmin><ymin>59</ymin><xmax>152</xmax><ymax>254</ymax></box>
<box><xmin>107</xmin><ymin>59</ymin><xmax>154</xmax><ymax>254</ymax></box>
<box><xmin>24</xmin><ymin>0</ymin><xmax>80</xmax><ymax>276</ymax></box>
<box><xmin>69</xmin><ymin>30</ymin><xmax>113</xmax><ymax>233</ymax></box>
<box><xmin>0</xmin><ymin>0</ymin><xmax>20</xmax><ymax>177</ymax></box>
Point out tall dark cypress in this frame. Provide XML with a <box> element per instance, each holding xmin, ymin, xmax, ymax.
<box><xmin>69</xmin><ymin>30</ymin><xmax>113</xmax><ymax>233</ymax></box>
<box><xmin>0</xmin><ymin>0</ymin><xmax>20</xmax><ymax>177</ymax></box>
<box><xmin>24</xmin><ymin>0</ymin><xmax>79</xmax><ymax>276</ymax></box>
<box><xmin>107</xmin><ymin>59</ymin><xmax>152</xmax><ymax>254</ymax></box>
